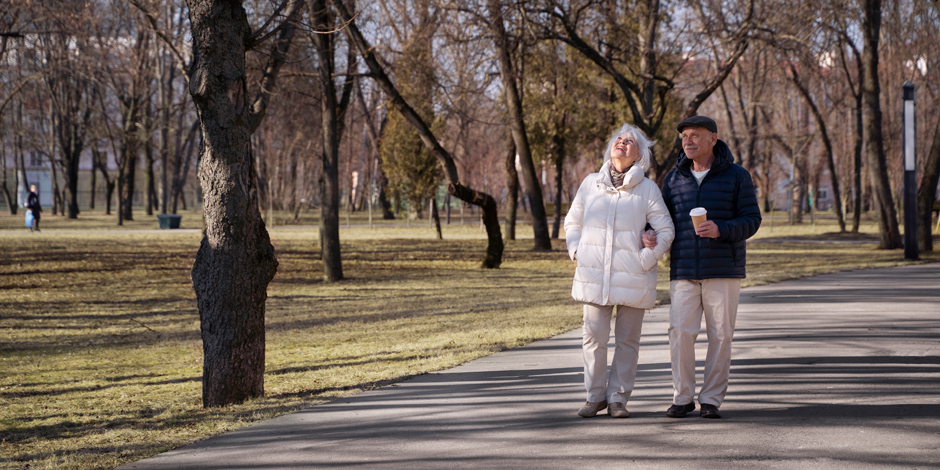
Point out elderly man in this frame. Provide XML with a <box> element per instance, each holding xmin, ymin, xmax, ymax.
<box><xmin>661</xmin><ymin>116</ymin><xmax>761</xmax><ymax>419</ymax></box>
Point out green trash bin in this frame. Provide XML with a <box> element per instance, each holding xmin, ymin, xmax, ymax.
<box><xmin>157</xmin><ymin>214</ymin><xmax>182</xmax><ymax>229</ymax></box>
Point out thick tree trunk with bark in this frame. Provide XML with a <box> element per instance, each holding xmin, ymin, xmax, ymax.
<box><xmin>486</xmin><ymin>0</ymin><xmax>550</xmax><ymax>250</ymax></box>
<box><xmin>335</xmin><ymin>0</ymin><xmax>502</xmax><ymax>267</ymax></box>
<box><xmin>186</xmin><ymin>0</ymin><xmax>278</xmax><ymax>407</ymax></box>
<box><xmin>861</xmin><ymin>0</ymin><xmax>902</xmax><ymax>249</ymax></box>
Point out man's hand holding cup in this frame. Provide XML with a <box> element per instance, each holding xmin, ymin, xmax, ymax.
<box><xmin>691</xmin><ymin>207</ymin><xmax>720</xmax><ymax>238</ymax></box>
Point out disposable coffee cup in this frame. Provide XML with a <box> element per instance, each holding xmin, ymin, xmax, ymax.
<box><xmin>690</xmin><ymin>207</ymin><xmax>707</xmax><ymax>232</ymax></box>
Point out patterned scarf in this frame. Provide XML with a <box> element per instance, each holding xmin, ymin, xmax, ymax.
<box><xmin>610</xmin><ymin>165</ymin><xmax>627</xmax><ymax>187</ymax></box>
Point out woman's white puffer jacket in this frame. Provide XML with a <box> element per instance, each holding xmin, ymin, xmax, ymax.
<box><xmin>564</xmin><ymin>162</ymin><xmax>675</xmax><ymax>309</ymax></box>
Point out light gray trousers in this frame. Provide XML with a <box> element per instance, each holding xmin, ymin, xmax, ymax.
<box><xmin>668</xmin><ymin>278</ymin><xmax>741</xmax><ymax>407</ymax></box>
<box><xmin>582</xmin><ymin>303</ymin><xmax>646</xmax><ymax>405</ymax></box>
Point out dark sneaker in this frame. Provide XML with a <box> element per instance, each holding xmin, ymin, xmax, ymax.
<box><xmin>607</xmin><ymin>402</ymin><xmax>630</xmax><ymax>418</ymax></box>
<box><xmin>700</xmin><ymin>403</ymin><xmax>721</xmax><ymax>419</ymax></box>
<box><xmin>578</xmin><ymin>400</ymin><xmax>608</xmax><ymax>418</ymax></box>
<box><xmin>666</xmin><ymin>402</ymin><xmax>696</xmax><ymax>418</ymax></box>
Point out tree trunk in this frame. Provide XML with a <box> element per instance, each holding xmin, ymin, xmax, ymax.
<box><xmin>852</xmin><ymin>94</ymin><xmax>863</xmax><ymax>233</ymax></box>
<box><xmin>861</xmin><ymin>0</ymin><xmax>902</xmax><ymax>249</ymax></box>
<box><xmin>187</xmin><ymin>0</ymin><xmax>278</xmax><ymax>407</ymax></box>
<box><xmin>95</xmin><ymin>150</ymin><xmax>115</xmax><ymax>216</ymax></box>
<box><xmin>89</xmin><ymin>155</ymin><xmax>97</xmax><ymax>210</ymax></box>
<box><xmin>431</xmin><ymin>196</ymin><xmax>442</xmax><ymax>239</ymax></box>
<box><xmin>486</xmin><ymin>0</ymin><xmax>551</xmax><ymax>250</ymax></box>
<box><xmin>789</xmin><ymin>64</ymin><xmax>844</xmax><ymax>231</ymax></box>
<box><xmin>158</xmin><ymin>51</ymin><xmax>174</xmax><ymax>215</ymax></box>
<box><xmin>312</xmin><ymin>0</ymin><xmax>354</xmax><ymax>282</ymax></box>
<box><xmin>917</xmin><ymin>97</ymin><xmax>940</xmax><ymax>251</ymax></box>
<box><xmin>1</xmin><ymin>138</ymin><xmax>14</xmax><ymax>214</ymax></box>
<box><xmin>57</xmin><ymin>113</ymin><xmax>84</xmax><ymax>219</ymax></box>
<box><xmin>105</xmin><ymin>179</ymin><xmax>115</xmax><ymax>216</ymax></box>
<box><xmin>789</xmin><ymin>163</ymin><xmax>804</xmax><ymax>225</ymax></box>
<box><xmin>145</xmin><ymin>128</ymin><xmax>156</xmax><ymax>216</ymax></box>
<box><xmin>121</xmin><ymin>139</ymin><xmax>138</xmax><ymax>221</ymax></box>
<box><xmin>917</xmin><ymin>0</ymin><xmax>940</xmax><ymax>251</ymax></box>
<box><xmin>335</xmin><ymin>0</ymin><xmax>503</xmax><ymax>267</ymax></box>
<box><xmin>759</xmin><ymin>166</ymin><xmax>772</xmax><ymax>213</ymax></box>
<box><xmin>504</xmin><ymin>133</ymin><xmax>518</xmax><ymax>241</ymax></box>
<box><xmin>64</xmin><ymin>149</ymin><xmax>80</xmax><ymax>218</ymax></box>
<box><xmin>172</xmin><ymin>120</ymin><xmax>199</xmax><ymax>214</ymax></box>
<box><xmin>48</xmin><ymin>153</ymin><xmax>61</xmax><ymax>216</ymax></box>
<box><xmin>1</xmin><ymin>183</ymin><xmax>12</xmax><ymax>215</ymax></box>
<box><xmin>551</xmin><ymin>133</ymin><xmax>565</xmax><ymax>239</ymax></box>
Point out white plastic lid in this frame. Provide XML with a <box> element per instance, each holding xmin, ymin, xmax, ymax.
<box><xmin>690</xmin><ymin>207</ymin><xmax>707</xmax><ymax>217</ymax></box>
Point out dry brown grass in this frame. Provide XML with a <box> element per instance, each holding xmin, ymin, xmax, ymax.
<box><xmin>0</xmin><ymin>207</ymin><xmax>937</xmax><ymax>469</ymax></box>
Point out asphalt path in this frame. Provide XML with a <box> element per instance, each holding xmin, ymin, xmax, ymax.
<box><xmin>118</xmin><ymin>263</ymin><xmax>940</xmax><ymax>469</ymax></box>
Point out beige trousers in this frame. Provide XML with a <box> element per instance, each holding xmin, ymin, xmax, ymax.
<box><xmin>582</xmin><ymin>303</ymin><xmax>646</xmax><ymax>405</ymax></box>
<box><xmin>668</xmin><ymin>279</ymin><xmax>741</xmax><ymax>407</ymax></box>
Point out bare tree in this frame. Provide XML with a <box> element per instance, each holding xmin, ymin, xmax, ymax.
<box><xmin>484</xmin><ymin>0</ymin><xmax>551</xmax><ymax>250</ymax></box>
<box><xmin>377</xmin><ymin>0</ymin><xmax>443</xmax><ymax>224</ymax></box>
<box><xmin>536</xmin><ymin>0</ymin><xmax>754</xmax><ymax>183</ymax></box>
<box><xmin>334</xmin><ymin>0</ymin><xmax>504</xmax><ymax>267</ymax></box>
<box><xmin>503</xmin><ymin>132</ymin><xmax>518</xmax><ymax>240</ymax></box>
<box><xmin>834</xmin><ymin>31</ymin><xmax>865</xmax><ymax>233</ymax></box>
<box><xmin>310</xmin><ymin>0</ymin><xmax>356</xmax><ymax>281</ymax></box>
<box><xmin>787</xmin><ymin>62</ymin><xmax>846</xmax><ymax>231</ymax></box>
<box><xmin>916</xmin><ymin>0</ymin><xmax>940</xmax><ymax>251</ymax></box>
<box><xmin>355</xmin><ymin>82</ymin><xmax>395</xmax><ymax>220</ymax></box>
<box><xmin>39</xmin><ymin>2</ymin><xmax>97</xmax><ymax>219</ymax></box>
<box><xmin>861</xmin><ymin>0</ymin><xmax>902</xmax><ymax>249</ymax></box>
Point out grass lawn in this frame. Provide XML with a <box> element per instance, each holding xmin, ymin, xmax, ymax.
<box><xmin>0</xmin><ymin>207</ymin><xmax>937</xmax><ymax>469</ymax></box>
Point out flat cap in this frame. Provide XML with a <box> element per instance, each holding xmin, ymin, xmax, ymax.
<box><xmin>677</xmin><ymin>115</ymin><xmax>718</xmax><ymax>134</ymax></box>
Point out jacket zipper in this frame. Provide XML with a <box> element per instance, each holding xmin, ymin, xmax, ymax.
<box><xmin>693</xmin><ymin>167</ymin><xmax>719</xmax><ymax>280</ymax></box>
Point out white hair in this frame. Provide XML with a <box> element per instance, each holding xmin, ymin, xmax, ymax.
<box><xmin>603</xmin><ymin>123</ymin><xmax>655</xmax><ymax>172</ymax></box>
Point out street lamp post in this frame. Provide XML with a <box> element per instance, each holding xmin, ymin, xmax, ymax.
<box><xmin>903</xmin><ymin>82</ymin><xmax>918</xmax><ymax>260</ymax></box>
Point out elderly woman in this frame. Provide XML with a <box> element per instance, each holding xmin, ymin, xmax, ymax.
<box><xmin>564</xmin><ymin>123</ymin><xmax>675</xmax><ymax>418</ymax></box>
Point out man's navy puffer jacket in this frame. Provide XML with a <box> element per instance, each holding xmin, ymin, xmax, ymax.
<box><xmin>662</xmin><ymin>140</ymin><xmax>762</xmax><ymax>280</ymax></box>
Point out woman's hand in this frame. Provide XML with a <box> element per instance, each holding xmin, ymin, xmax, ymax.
<box><xmin>642</xmin><ymin>230</ymin><xmax>657</xmax><ymax>249</ymax></box>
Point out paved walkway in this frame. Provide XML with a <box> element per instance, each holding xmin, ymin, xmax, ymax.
<box><xmin>119</xmin><ymin>263</ymin><xmax>940</xmax><ymax>469</ymax></box>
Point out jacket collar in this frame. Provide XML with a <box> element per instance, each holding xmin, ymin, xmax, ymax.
<box><xmin>675</xmin><ymin>139</ymin><xmax>734</xmax><ymax>176</ymax></box>
<box><xmin>597</xmin><ymin>161</ymin><xmax>645</xmax><ymax>190</ymax></box>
